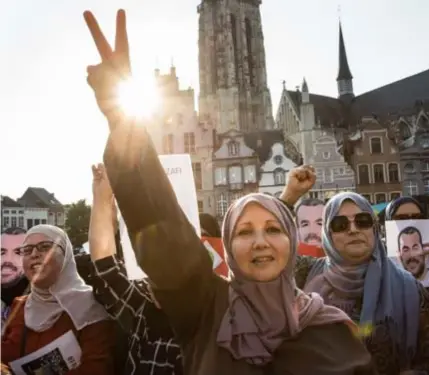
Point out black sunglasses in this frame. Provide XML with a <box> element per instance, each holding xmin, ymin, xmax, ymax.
<box><xmin>19</xmin><ymin>241</ymin><xmax>63</xmax><ymax>256</ymax></box>
<box><xmin>330</xmin><ymin>212</ymin><xmax>374</xmax><ymax>233</ymax></box>
<box><xmin>392</xmin><ymin>213</ymin><xmax>425</xmax><ymax>221</ymax></box>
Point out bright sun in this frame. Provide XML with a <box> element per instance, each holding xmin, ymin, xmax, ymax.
<box><xmin>116</xmin><ymin>77</ymin><xmax>160</xmax><ymax>119</ymax></box>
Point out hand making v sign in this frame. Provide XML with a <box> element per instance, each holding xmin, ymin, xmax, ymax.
<box><xmin>84</xmin><ymin>9</ymin><xmax>131</xmax><ymax>130</ymax></box>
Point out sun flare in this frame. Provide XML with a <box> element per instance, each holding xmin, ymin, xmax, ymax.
<box><xmin>117</xmin><ymin>77</ymin><xmax>160</xmax><ymax>119</ymax></box>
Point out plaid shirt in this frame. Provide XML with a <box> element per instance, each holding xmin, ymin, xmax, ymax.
<box><xmin>90</xmin><ymin>255</ymin><xmax>183</xmax><ymax>375</ymax></box>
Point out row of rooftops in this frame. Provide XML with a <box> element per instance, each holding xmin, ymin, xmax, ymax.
<box><xmin>1</xmin><ymin>188</ymin><xmax>63</xmax><ymax>210</ymax></box>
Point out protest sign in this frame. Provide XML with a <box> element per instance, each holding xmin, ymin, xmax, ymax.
<box><xmin>120</xmin><ymin>154</ymin><xmax>200</xmax><ymax>280</ymax></box>
<box><xmin>9</xmin><ymin>330</ymin><xmax>81</xmax><ymax>375</ymax></box>
<box><xmin>385</xmin><ymin>219</ymin><xmax>429</xmax><ymax>287</ymax></box>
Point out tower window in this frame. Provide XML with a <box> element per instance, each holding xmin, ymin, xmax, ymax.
<box><xmin>230</xmin><ymin>14</ymin><xmax>239</xmax><ymax>84</ymax></box>
<box><xmin>245</xmin><ymin>18</ymin><xmax>254</xmax><ymax>87</ymax></box>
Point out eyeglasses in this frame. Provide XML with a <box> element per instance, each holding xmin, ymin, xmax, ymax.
<box><xmin>330</xmin><ymin>212</ymin><xmax>374</xmax><ymax>233</ymax></box>
<box><xmin>392</xmin><ymin>213</ymin><xmax>425</xmax><ymax>221</ymax></box>
<box><xmin>18</xmin><ymin>241</ymin><xmax>63</xmax><ymax>256</ymax></box>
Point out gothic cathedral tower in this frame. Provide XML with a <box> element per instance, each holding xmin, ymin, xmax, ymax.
<box><xmin>197</xmin><ymin>0</ymin><xmax>274</xmax><ymax>133</ymax></box>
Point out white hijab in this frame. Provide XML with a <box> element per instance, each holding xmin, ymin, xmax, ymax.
<box><xmin>24</xmin><ymin>225</ymin><xmax>109</xmax><ymax>332</ymax></box>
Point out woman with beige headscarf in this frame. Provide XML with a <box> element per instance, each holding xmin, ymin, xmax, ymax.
<box><xmin>1</xmin><ymin>225</ymin><xmax>115</xmax><ymax>375</ymax></box>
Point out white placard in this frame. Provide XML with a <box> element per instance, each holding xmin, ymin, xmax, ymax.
<box><xmin>120</xmin><ymin>154</ymin><xmax>200</xmax><ymax>280</ymax></box>
<box><xmin>385</xmin><ymin>219</ymin><xmax>429</xmax><ymax>287</ymax></box>
<box><xmin>9</xmin><ymin>330</ymin><xmax>82</xmax><ymax>375</ymax></box>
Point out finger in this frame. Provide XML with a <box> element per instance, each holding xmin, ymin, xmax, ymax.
<box><xmin>84</xmin><ymin>11</ymin><xmax>113</xmax><ymax>61</ymax></box>
<box><xmin>91</xmin><ymin>165</ymin><xmax>98</xmax><ymax>176</ymax></box>
<box><xmin>115</xmin><ymin>9</ymin><xmax>130</xmax><ymax>63</ymax></box>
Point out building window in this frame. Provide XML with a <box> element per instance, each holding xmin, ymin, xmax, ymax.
<box><xmin>163</xmin><ymin>134</ymin><xmax>174</xmax><ymax>154</ymax></box>
<box><xmin>322</xmin><ymin>151</ymin><xmax>330</xmax><ymax>160</ymax></box>
<box><xmin>370</xmin><ymin>137</ymin><xmax>382</xmax><ymax>154</ymax></box>
<box><xmin>192</xmin><ymin>162</ymin><xmax>202</xmax><ymax>190</ymax></box>
<box><xmin>404</xmin><ymin>163</ymin><xmax>415</xmax><ymax>174</ymax></box>
<box><xmin>244</xmin><ymin>165</ymin><xmax>257</xmax><ymax>183</ymax></box>
<box><xmin>422</xmin><ymin>160</ymin><xmax>429</xmax><ymax>172</ymax></box>
<box><xmin>390</xmin><ymin>192</ymin><xmax>401</xmax><ymax>200</ymax></box>
<box><xmin>230</xmin><ymin>14</ymin><xmax>239</xmax><ymax>84</ymax></box>
<box><xmin>373</xmin><ymin>164</ymin><xmax>384</xmax><ymax>183</ymax></box>
<box><xmin>228</xmin><ymin>165</ymin><xmax>242</xmax><ymax>184</ymax></box>
<box><xmin>274</xmin><ymin>155</ymin><xmax>283</xmax><ymax>165</ymax></box>
<box><xmin>11</xmin><ymin>217</ymin><xmax>17</xmax><ymax>227</ymax></box>
<box><xmin>216</xmin><ymin>193</ymin><xmax>228</xmax><ymax>217</ymax></box>
<box><xmin>197</xmin><ymin>200</ymin><xmax>203</xmax><ymax>213</ymax></box>
<box><xmin>27</xmin><ymin>219</ymin><xmax>33</xmax><ymax>229</ymax></box>
<box><xmin>404</xmin><ymin>180</ymin><xmax>418</xmax><ymax>196</ymax></box>
<box><xmin>3</xmin><ymin>217</ymin><xmax>10</xmax><ymax>227</ymax></box>
<box><xmin>375</xmin><ymin>193</ymin><xmax>387</xmax><ymax>204</ymax></box>
<box><xmin>361</xmin><ymin>194</ymin><xmax>372</xmax><ymax>203</ymax></box>
<box><xmin>184</xmin><ymin>132</ymin><xmax>196</xmax><ymax>154</ymax></box>
<box><xmin>388</xmin><ymin>163</ymin><xmax>399</xmax><ymax>183</ymax></box>
<box><xmin>214</xmin><ymin>167</ymin><xmax>227</xmax><ymax>186</ymax></box>
<box><xmin>228</xmin><ymin>141</ymin><xmax>239</xmax><ymax>156</ymax></box>
<box><xmin>324</xmin><ymin>169</ymin><xmax>333</xmax><ymax>183</ymax></box>
<box><xmin>274</xmin><ymin>169</ymin><xmax>285</xmax><ymax>185</ymax></box>
<box><xmin>245</xmin><ymin>18</ymin><xmax>254</xmax><ymax>87</ymax></box>
<box><xmin>230</xmin><ymin>192</ymin><xmax>243</xmax><ymax>202</ymax></box>
<box><xmin>424</xmin><ymin>179</ymin><xmax>429</xmax><ymax>194</ymax></box>
<box><xmin>18</xmin><ymin>217</ymin><xmax>24</xmax><ymax>228</ymax></box>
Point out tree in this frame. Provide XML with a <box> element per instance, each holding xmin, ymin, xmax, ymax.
<box><xmin>65</xmin><ymin>199</ymin><xmax>91</xmax><ymax>248</ymax></box>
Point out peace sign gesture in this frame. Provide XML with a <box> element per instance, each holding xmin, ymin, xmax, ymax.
<box><xmin>84</xmin><ymin>9</ymin><xmax>131</xmax><ymax>129</ymax></box>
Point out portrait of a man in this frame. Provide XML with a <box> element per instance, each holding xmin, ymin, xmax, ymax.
<box><xmin>1</xmin><ymin>228</ymin><xmax>26</xmax><ymax>287</ymax></box>
<box><xmin>397</xmin><ymin>226</ymin><xmax>428</xmax><ymax>284</ymax></box>
<box><xmin>296</xmin><ymin>198</ymin><xmax>325</xmax><ymax>247</ymax></box>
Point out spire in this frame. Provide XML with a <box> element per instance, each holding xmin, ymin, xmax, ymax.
<box><xmin>337</xmin><ymin>22</ymin><xmax>353</xmax><ymax>81</ymax></box>
<box><xmin>302</xmin><ymin>77</ymin><xmax>308</xmax><ymax>92</ymax></box>
<box><xmin>336</xmin><ymin>21</ymin><xmax>354</xmax><ymax>99</ymax></box>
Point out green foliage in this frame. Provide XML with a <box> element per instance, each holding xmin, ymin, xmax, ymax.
<box><xmin>64</xmin><ymin>199</ymin><xmax>91</xmax><ymax>248</ymax></box>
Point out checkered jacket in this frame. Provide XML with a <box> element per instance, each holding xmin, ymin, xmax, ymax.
<box><xmin>90</xmin><ymin>255</ymin><xmax>183</xmax><ymax>375</ymax></box>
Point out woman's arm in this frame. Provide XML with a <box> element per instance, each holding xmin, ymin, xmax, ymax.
<box><xmin>103</xmin><ymin>123</ymin><xmax>216</xmax><ymax>340</ymax></box>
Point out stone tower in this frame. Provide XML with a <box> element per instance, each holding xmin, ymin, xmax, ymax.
<box><xmin>197</xmin><ymin>0</ymin><xmax>274</xmax><ymax>133</ymax></box>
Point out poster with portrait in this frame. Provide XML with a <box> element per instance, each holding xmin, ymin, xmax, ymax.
<box><xmin>295</xmin><ymin>198</ymin><xmax>325</xmax><ymax>249</ymax></box>
<box><xmin>385</xmin><ymin>219</ymin><xmax>429</xmax><ymax>287</ymax></box>
<box><xmin>9</xmin><ymin>330</ymin><xmax>81</xmax><ymax>375</ymax></box>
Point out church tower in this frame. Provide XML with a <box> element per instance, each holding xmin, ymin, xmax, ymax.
<box><xmin>337</xmin><ymin>22</ymin><xmax>354</xmax><ymax>100</ymax></box>
<box><xmin>197</xmin><ymin>0</ymin><xmax>274</xmax><ymax>133</ymax></box>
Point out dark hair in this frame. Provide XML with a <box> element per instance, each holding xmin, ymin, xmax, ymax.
<box><xmin>1</xmin><ymin>227</ymin><xmax>27</xmax><ymax>235</ymax></box>
<box><xmin>199</xmin><ymin>213</ymin><xmax>221</xmax><ymax>238</ymax></box>
<box><xmin>295</xmin><ymin>198</ymin><xmax>325</xmax><ymax>216</ymax></box>
<box><xmin>398</xmin><ymin>226</ymin><xmax>423</xmax><ymax>250</ymax></box>
<box><xmin>385</xmin><ymin>197</ymin><xmax>426</xmax><ymax>220</ymax></box>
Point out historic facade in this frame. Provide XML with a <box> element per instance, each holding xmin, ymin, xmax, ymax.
<box><xmin>391</xmin><ymin>108</ymin><xmax>429</xmax><ymax>196</ymax></box>
<box><xmin>147</xmin><ymin>66</ymin><xmax>216</xmax><ymax>215</ymax></box>
<box><xmin>275</xmin><ymin>21</ymin><xmax>429</xmax><ymax>203</ymax></box>
<box><xmin>256</xmin><ymin>130</ymin><xmax>297</xmax><ymax>197</ymax></box>
<box><xmin>197</xmin><ymin>0</ymin><xmax>274</xmax><ymax>133</ymax></box>
<box><xmin>348</xmin><ymin>117</ymin><xmax>402</xmax><ymax>204</ymax></box>
<box><xmin>212</xmin><ymin>130</ymin><xmax>259</xmax><ymax>219</ymax></box>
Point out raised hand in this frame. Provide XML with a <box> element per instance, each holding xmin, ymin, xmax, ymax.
<box><xmin>84</xmin><ymin>9</ymin><xmax>131</xmax><ymax>129</ymax></box>
<box><xmin>280</xmin><ymin>165</ymin><xmax>316</xmax><ymax>206</ymax></box>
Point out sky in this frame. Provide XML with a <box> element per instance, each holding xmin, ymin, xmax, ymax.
<box><xmin>1</xmin><ymin>0</ymin><xmax>428</xmax><ymax>205</ymax></box>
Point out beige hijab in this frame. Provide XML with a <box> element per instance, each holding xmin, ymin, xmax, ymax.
<box><xmin>24</xmin><ymin>225</ymin><xmax>109</xmax><ymax>332</ymax></box>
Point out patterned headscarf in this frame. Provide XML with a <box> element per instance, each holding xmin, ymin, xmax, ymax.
<box><xmin>304</xmin><ymin>192</ymin><xmax>420</xmax><ymax>362</ymax></box>
<box><xmin>217</xmin><ymin>193</ymin><xmax>350</xmax><ymax>365</ymax></box>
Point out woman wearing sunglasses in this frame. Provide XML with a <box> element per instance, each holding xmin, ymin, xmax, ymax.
<box><xmin>385</xmin><ymin>196</ymin><xmax>427</xmax><ymax>221</ymax></box>
<box><xmin>296</xmin><ymin>192</ymin><xmax>429</xmax><ymax>374</ymax></box>
<box><xmin>1</xmin><ymin>225</ymin><xmax>115</xmax><ymax>375</ymax></box>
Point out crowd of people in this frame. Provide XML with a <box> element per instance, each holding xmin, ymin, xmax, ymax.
<box><xmin>2</xmin><ymin>9</ymin><xmax>429</xmax><ymax>375</ymax></box>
